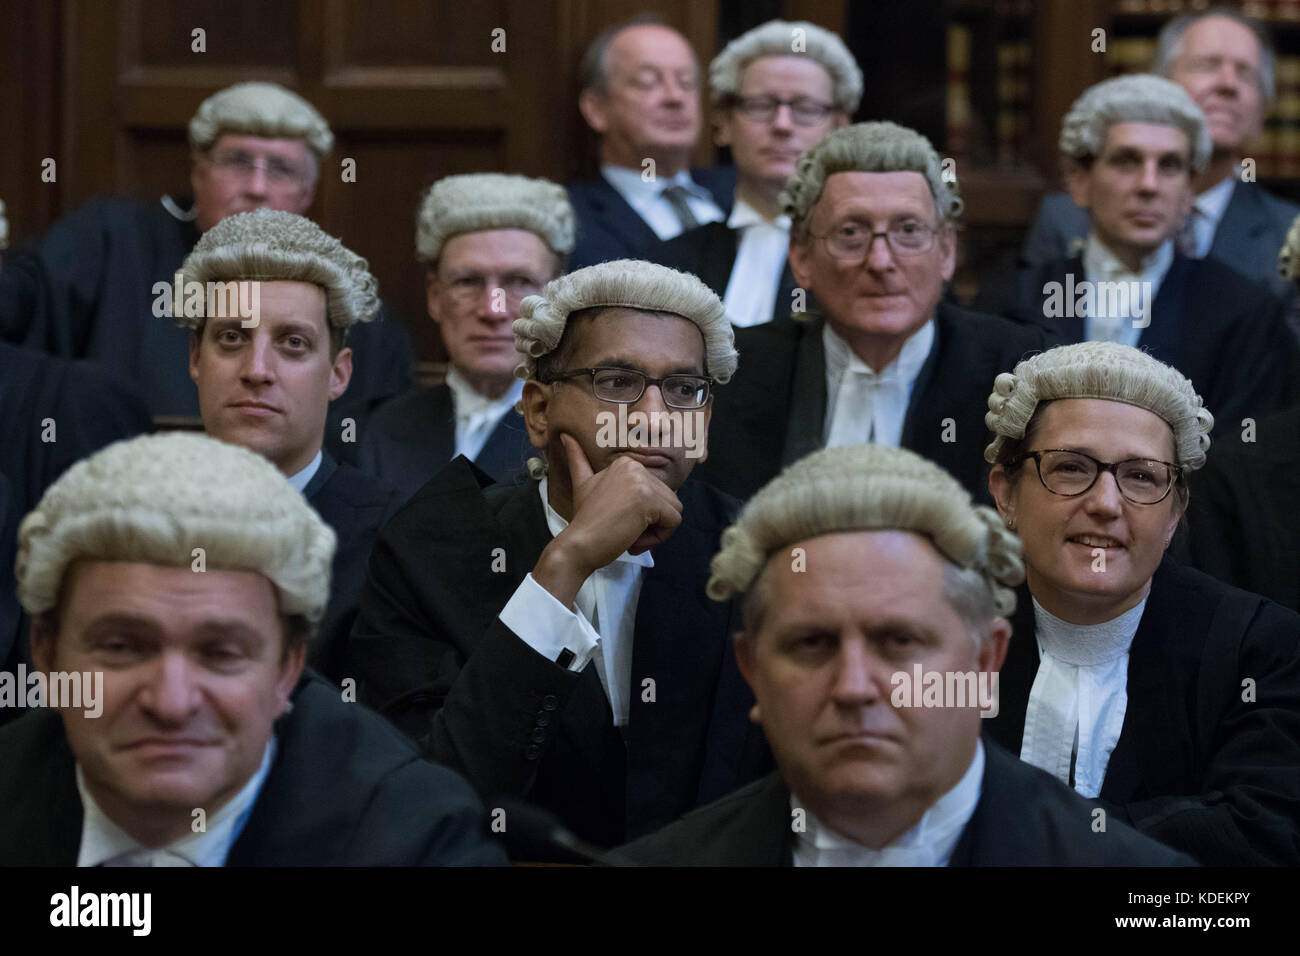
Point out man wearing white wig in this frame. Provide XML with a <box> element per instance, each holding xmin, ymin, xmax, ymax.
<box><xmin>999</xmin><ymin>73</ymin><xmax>1298</xmax><ymax>431</ymax></box>
<box><xmin>698</xmin><ymin>121</ymin><xmax>1054</xmax><ymax>503</ymax></box>
<box><xmin>359</xmin><ymin>173</ymin><xmax>573</xmax><ymax>499</ymax></box>
<box><xmin>176</xmin><ymin>208</ymin><xmax>402</xmax><ymax>684</ymax></box>
<box><xmin>0</xmin><ymin>433</ymin><xmax>505</xmax><ymax>866</ymax></box>
<box><xmin>0</xmin><ymin>80</ymin><xmax>414</xmax><ymax>427</ymax></box>
<box><xmin>621</xmin><ymin>444</ymin><xmax>1190</xmax><ymax>865</ymax></box>
<box><xmin>351</xmin><ymin>259</ymin><xmax>771</xmax><ymax>855</ymax></box>
<box><xmin>1021</xmin><ymin>7</ymin><xmax>1300</xmax><ymax>307</ymax></box>
<box><xmin>984</xmin><ymin>341</ymin><xmax>1300</xmax><ymax>865</ymax></box>
<box><xmin>648</xmin><ymin>19</ymin><xmax>859</xmax><ymax>328</ymax></box>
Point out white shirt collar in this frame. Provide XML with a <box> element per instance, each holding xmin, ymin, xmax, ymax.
<box><xmin>726</xmin><ymin>196</ymin><xmax>790</xmax><ymax>232</ymax></box>
<box><xmin>77</xmin><ymin>738</ymin><xmax>276</xmax><ymax>867</ymax></box>
<box><xmin>791</xmin><ymin>739</ymin><xmax>984</xmax><ymax>866</ymax></box>
<box><xmin>286</xmin><ymin>450</ymin><xmax>324</xmax><ymax>495</ymax></box>
<box><xmin>445</xmin><ymin>366</ymin><xmax>523</xmax><ymax>422</ymax></box>
<box><xmin>1082</xmin><ymin>233</ymin><xmax>1174</xmax><ymax>285</ymax></box>
<box><xmin>537</xmin><ymin>476</ymin><xmax>653</xmax><ymax>569</ymax></box>
<box><xmin>601</xmin><ymin>164</ymin><xmax>707</xmax><ymax>205</ymax></box>
<box><xmin>1194</xmin><ymin>174</ymin><xmax>1236</xmax><ymax>228</ymax></box>
<box><xmin>823</xmin><ymin>318</ymin><xmax>935</xmax><ymax>384</ymax></box>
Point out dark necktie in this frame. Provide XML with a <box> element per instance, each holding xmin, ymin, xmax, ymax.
<box><xmin>661</xmin><ymin>184</ymin><xmax>700</xmax><ymax>232</ymax></box>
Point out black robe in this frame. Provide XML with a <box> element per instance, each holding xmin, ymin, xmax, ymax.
<box><xmin>985</xmin><ymin>558</ymin><xmax>1300</xmax><ymax>865</ymax></box>
<box><xmin>357</xmin><ymin>384</ymin><xmax>532</xmax><ymax>502</ymax></box>
<box><xmin>619</xmin><ymin>738</ymin><xmax>1194</xmax><ymax>866</ymax></box>
<box><xmin>302</xmin><ymin>452</ymin><xmax>403</xmax><ymax>685</ymax></box>
<box><xmin>0</xmin><ymin>672</ymin><xmax>507</xmax><ymax>865</ymax></box>
<box><xmin>696</xmin><ymin>305</ymin><xmax>1057</xmax><ymax>503</ymax></box>
<box><xmin>348</xmin><ymin>457</ymin><xmax>771</xmax><ymax>849</ymax></box>
<box><xmin>0</xmin><ymin>196</ymin><xmax>416</xmax><ymax>431</ymax></box>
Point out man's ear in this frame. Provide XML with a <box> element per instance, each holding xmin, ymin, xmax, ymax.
<box><xmin>1065</xmin><ymin>159</ymin><xmax>1092</xmax><ymax>212</ymax></box>
<box><xmin>714</xmin><ymin>111</ymin><xmax>734</xmax><ymax>149</ymax></box>
<box><xmin>425</xmin><ymin>267</ymin><xmax>443</xmax><ymax>325</ymax></box>
<box><xmin>787</xmin><ymin>234</ymin><xmax>814</xmax><ymax>292</ymax></box>
<box><xmin>274</xmin><ymin>640</ymin><xmax>307</xmax><ymax>718</ymax></box>
<box><xmin>520</xmin><ymin>380</ymin><xmax>553</xmax><ymax>450</ymax></box>
<box><xmin>830</xmin><ymin>112</ymin><xmax>850</xmax><ymax>131</ymax></box>
<box><xmin>732</xmin><ymin>632</ymin><xmax>762</xmax><ymax>724</ymax></box>
<box><xmin>693</xmin><ymin>397</ymin><xmax>713</xmax><ymax>466</ymax></box>
<box><xmin>328</xmin><ymin>346</ymin><xmax>353</xmax><ymax>402</ymax></box>
<box><xmin>30</xmin><ymin>613</ymin><xmax>57</xmax><ymax>674</ymax></box>
<box><xmin>578</xmin><ymin>88</ymin><xmax>608</xmax><ymax>135</ymax></box>
<box><xmin>988</xmin><ymin>464</ymin><xmax>1017</xmax><ymax>531</ymax></box>
<box><xmin>188</xmin><ymin>330</ymin><xmax>202</xmax><ymax>385</ymax></box>
<box><xmin>979</xmin><ymin>617</ymin><xmax>1012</xmax><ymax>675</ymax></box>
<box><xmin>938</xmin><ymin>222</ymin><xmax>957</xmax><ymax>282</ymax></box>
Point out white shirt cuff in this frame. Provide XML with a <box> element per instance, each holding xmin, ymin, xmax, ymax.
<box><xmin>498</xmin><ymin>573</ymin><xmax>600</xmax><ymax>672</ymax></box>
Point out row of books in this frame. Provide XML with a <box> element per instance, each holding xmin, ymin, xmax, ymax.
<box><xmin>1117</xmin><ymin>0</ymin><xmax>1300</xmax><ymax>19</ymax></box>
<box><xmin>945</xmin><ymin>26</ymin><xmax>1035</xmax><ymax>166</ymax></box>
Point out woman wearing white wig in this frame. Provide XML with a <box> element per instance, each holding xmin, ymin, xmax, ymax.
<box><xmin>982</xmin><ymin>341</ymin><xmax>1300</xmax><ymax>866</ymax></box>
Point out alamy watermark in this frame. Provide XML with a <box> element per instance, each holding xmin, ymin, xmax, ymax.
<box><xmin>890</xmin><ymin>665</ymin><xmax>999</xmax><ymax>717</ymax></box>
<box><xmin>1041</xmin><ymin>275</ymin><xmax>1153</xmax><ymax>329</ymax></box>
<box><xmin>0</xmin><ymin>665</ymin><xmax>103</xmax><ymax>717</ymax></box>
<box><xmin>594</xmin><ymin>405</ymin><xmax>707</xmax><ymax>459</ymax></box>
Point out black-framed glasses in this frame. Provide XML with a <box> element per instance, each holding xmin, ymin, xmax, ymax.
<box><xmin>205</xmin><ymin>150</ymin><xmax>309</xmax><ymax>185</ymax></box>
<box><xmin>732</xmin><ymin>95</ymin><xmax>836</xmax><ymax>126</ymax></box>
<box><xmin>548</xmin><ymin>367</ymin><xmax>712</xmax><ymax>409</ymax></box>
<box><xmin>1014</xmin><ymin>450</ymin><xmax>1183</xmax><ymax>505</ymax></box>
<box><xmin>810</xmin><ymin>219</ymin><xmax>941</xmax><ymax>259</ymax></box>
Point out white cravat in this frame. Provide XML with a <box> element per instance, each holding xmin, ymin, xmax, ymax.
<box><xmin>77</xmin><ymin>738</ymin><xmax>276</xmax><ymax>867</ymax></box>
<box><xmin>1021</xmin><ymin>597</ymin><xmax>1147</xmax><ymax>798</ymax></box>
<box><xmin>445</xmin><ymin>366</ymin><xmax>523</xmax><ymax>463</ymax></box>
<box><xmin>822</xmin><ymin>320</ymin><xmax>935</xmax><ymax>449</ymax></box>
<box><xmin>1080</xmin><ymin>234</ymin><xmax>1173</xmax><ymax>347</ymax></box>
<box><xmin>496</xmin><ymin>477</ymin><xmax>653</xmax><ymax>725</ymax></box>
<box><xmin>791</xmin><ymin>740</ymin><xmax>984</xmax><ymax>867</ymax></box>
<box><xmin>722</xmin><ymin>198</ymin><xmax>791</xmax><ymax>327</ymax></box>
<box><xmin>600</xmin><ymin>165</ymin><xmax>725</xmax><ymax>241</ymax></box>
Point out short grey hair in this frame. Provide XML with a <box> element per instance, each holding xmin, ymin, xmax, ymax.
<box><xmin>782</xmin><ymin>121</ymin><xmax>963</xmax><ymax>238</ymax></box>
<box><xmin>709</xmin><ymin>19</ymin><xmax>863</xmax><ymax>113</ymax></box>
<box><xmin>1152</xmin><ymin>6</ymin><xmax>1274</xmax><ymax>104</ymax></box>
<box><xmin>579</xmin><ymin>13</ymin><xmax>683</xmax><ymax>95</ymax></box>
<box><xmin>1059</xmin><ymin>74</ymin><xmax>1212</xmax><ymax>173</ymax></box>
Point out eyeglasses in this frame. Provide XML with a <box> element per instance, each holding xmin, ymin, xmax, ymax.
<box><xmin>443</xmin><ymin>274</ymin><xmax>544</xmax><ymax>311</ymax></box>
<box><xmin>205</xmin><ymin>150</ymin><xmax>309</xmax><ymax>185</ymax></box>
<box><xmin>1014</xmin><ymin>450</ymin><xmax>1183</xmax><ymax>505</ymax></box>
<box><xmin>810</xmin><ymin>220</ymin><xmax>941</xmax><ymax>259</ymax></box>
<box><xmin>548</xmin><ymin>367</ymin><xmax>712</xmax><ymax>409</ymax></box>
<box><xmin>733</xmin><ymin>95</ymin><xmax>836</xmax><ymax>126</ymax></box>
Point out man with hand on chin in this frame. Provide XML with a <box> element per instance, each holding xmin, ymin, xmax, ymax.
<box><xmin>350</xmin><ymin>259</ymin><xmax>769</xmax><ymax>854</ymax></box>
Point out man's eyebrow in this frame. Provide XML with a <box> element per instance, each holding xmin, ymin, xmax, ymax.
<box><xmin>80</xmin><ymin>613</ymin><xmax>161</xmax><ymax>638</ymax></box>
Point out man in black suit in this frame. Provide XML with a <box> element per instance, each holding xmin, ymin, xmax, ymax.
<box><xmin>696</xmin><ymin>121</ymin><xmax>1054</xmax><ymax>504</ymax></box>
<box><xmin>0</xmin><ymin>81</ymin><xmax>413</xmax><ymax>427</ymax></box>
<box><xmin>568</xmin><ymin>16</ymin><xmax>734</xmax><ymax>269</ymax></box>
<box><xmin>644</xmin><ymin>19</ymin><xmax>858</xmax><ymax>328</ymax></box>
<box><xmin>621</xmin><ymin>444</ymin><xmax>1191</xmax><ymax>865</ymax></box>
<box><xmin>1020</xmin><ymin>9</ymin><xmax>1299</xmax><ymax>314</ymax></box>
<box><xmin>350</xmin><ymin>260</ymin><xmax>769</xmax><ymax>852</ymax></box>
<box><xmin>0</xmin><ymin>432</ymin><xmax>504</xmax><ymax>866</ymax></box>
<box><xmin>176</xmin><ymin>208</ymin><xmax>402</xmax><ymax>684</ymax></box>
<box><xmin>1001</xmin><ymin>74</ymin><xmax>1298</xmax><ymax>433</ymax></box>
<box><xmin>359</xmin><ymin>174</ymin><xmax>572</xmax><ymax>500</ymax></box>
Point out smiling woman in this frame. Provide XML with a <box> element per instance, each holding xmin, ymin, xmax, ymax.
<box><xmin>980</xmin><ymin>341</ymin><xmax>1300</xmax><ymax>866</ymax></box>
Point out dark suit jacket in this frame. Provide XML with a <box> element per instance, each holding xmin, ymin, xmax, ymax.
<box><xmin>1004</xmin><ymin>254</ymin><xmax>1299</xmax><ymax>432</ymax></box>
<box><xmin>358</xmin><ymin>384</ymin><xmax>532</xmax><ymax>502</ymax></box>
<box><xmin>1183</xmin><ymin>405</ymin><xmax>1300</xmax><ymax>611</ymax></box>
<box><xmin>696</xmin><ymin>305</ymin><xmax>1057</xmax><ymax>503</ymax></box>
<box><xmin>986</xmin><ymin>558</ymin><xmax>1300</xmax><ymax>865</ymax></box>
<box><xmin>567</xmin><ymin>166</ymin><xmax>736</xmax><ymax>270</ymax></box>
<box><xmin>349</xmin><ymin>457</ymin><xmax>771</xmax><ymax>849</ymax></box>
<box><xmin>1022</xmin><ymin>184</ymin><xmax>1300</xmax><ymax>301</ymax></box>
<box><xmin>620</xmin><ymin>738</ymin><xmax>1194</xmax><ymax>865</ymax></box>
<box><xmin>303</xmin><ymin>453</ymin><xmax>403</xmax><ymax>684</ymax></box>
<box><xmin>0</xmin><ymin>672</ymin><xmax>507</xmax><ymax>865</ymax></box>
<box><xmin>640</xmin><ymin>219</ymin><xmax>797</xmax><ymax>325</ymax></box>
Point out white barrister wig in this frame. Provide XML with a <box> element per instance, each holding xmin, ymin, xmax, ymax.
<box><xmin>512</xmin><ymin>259</ymin><xmax>738</xmax><ymax>383</ymax></box>
<box><xmin>709</xmin><ymin>19</ymin><xmax>863</xmax><ymax>113</ymax></box>
<box><xmin>16</xmin><ymin>433</ymin><xmax>336</xmax><ymax>622</ymax></box>
<box><xmin>707</xmin><ymin>444</ymin><xmax>1025</xmax><ymax>615</ymax></box>
<box><xmin>781</xmin><ymin>121</ymin><xmax>963</xmax><ymax>226</ymax></box>
<box><xmin>189</xmin><ymin>81</ymin><xmax>334</xmax><ymax>157</ymax></box>
<box><xmin>1278</xmin><ymin>211</ymin><xmax>1300</xmax><ymax>280</ymax></box>
<box><xmin>415</xmin><ymin>173</ymin><xmax>576</xmax><ymax>263</ymax></box>
<box><xmin>1059</xmin><ymin>74</ymin><xmax>1212</xmax><ymax>172</ymax></box>
<box><xmin>178</xmin><ymin>209</ymin><xmax>379</xmax><ymax>330</ymax></box>
<box><xmin>983</xmin><ymin>341</ymin><xmax>1214</xmax><ymax>471</ymax></box>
